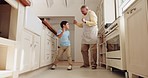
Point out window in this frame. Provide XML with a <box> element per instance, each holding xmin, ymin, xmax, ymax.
<box><xmin>117</xmin><ymin>0</ymin><xmax>135</xmax><ymax>16</ymax></box>
<box><xmin>119</xmin><ymin>0</ymin><xmax>126</xmax><ymax>6</ymax></box>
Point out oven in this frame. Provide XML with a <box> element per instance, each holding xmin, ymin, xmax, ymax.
<box><xmin>105</xmin><ymin>17</ymin><xmax>126</xmax><ymax>70</ymax></box>
<box><xmin>105</xmin><ymin>20</ymin><xmax>120</xmax><ymax>52</ymax></box>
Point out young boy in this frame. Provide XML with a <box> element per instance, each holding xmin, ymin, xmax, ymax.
<box><xmin>51</xmin><ymin>21</ymin><xmax>72</xmax><ymax>70</ymax></box>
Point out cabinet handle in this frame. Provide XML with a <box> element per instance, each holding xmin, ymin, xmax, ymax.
<box><xmin>34</xmin><ymin>44</ymin><xmax>36</xmax><ymax>48</ymax></box>
<box><xmin>127</xmin><ymin>12</ymin><xmax>130</xmax><ymax>14</ymax></box>
<box><xmin>127</xmin><ymin>8</ymin><xmax>136</xmax><ymax>14</ymax></box>
<box><xmin>130</xmin><ymin>8</ymin><xmax>136</xmax><ymax>14</ymax></box>
<box><xmin>30</xmin><ymin>44</ymin><xmax>33</xmax><ymax>47</ymax></box>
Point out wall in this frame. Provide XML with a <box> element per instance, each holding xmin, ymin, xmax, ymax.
<box><xmin>29</xmin><ymin>0</ymin><xmax>99</xmax><ymax>62</ymax></box>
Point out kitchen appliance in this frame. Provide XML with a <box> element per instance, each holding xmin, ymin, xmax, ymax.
<box><xmin>105</xmin><ymin>16</ymin><xmax>126</xmax><ymax>71</ymax></box>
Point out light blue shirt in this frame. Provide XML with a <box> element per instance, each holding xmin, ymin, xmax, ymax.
<box><xmin>57</xmin><ymin>29</ymin><xmax>70</xmax><ymax>46</ymax></box>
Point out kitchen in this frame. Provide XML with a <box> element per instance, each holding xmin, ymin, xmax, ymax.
<box><xmin>0</xmin><ymin>0</ymin><xmax>148</xmax><ymax>78</ymax></box>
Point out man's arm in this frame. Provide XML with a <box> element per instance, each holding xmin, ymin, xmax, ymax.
<box><xmin>85</xmin><ymin>11</ymin><xmax>97</xmax><ymax>26</ymax></box>
<box><xmin>73</xmin><ymin>20</ymin><xmax>83</xmax><ymax>28</ymax></box>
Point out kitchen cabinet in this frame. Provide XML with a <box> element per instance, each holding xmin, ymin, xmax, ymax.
<box><xmin>0</xmin><ymin>4</ymin><xmax>19</xmax><ymax>40</ymax></box>
<box><xmin>44</xmin><ymin>27</ymin><xmax>52</xmax><ymax>65</ymax></box>
<box><xmin>31</xmin><ymin>34</ymin><xmax>40</xmax><ymax>70</ymax></box>
<box><xmin>40</xmin><ymin>26</ymin><xmax>58</xmax><ymax>67</ymax></box>
<box><xmin>0</xmin><ymin>38</ymin><xmax>16</xmax><ymax>70</ymax></box>
<box><xmin>20</xmin><ymin>30</ymin><xmax>33</xmax><ymax>73</ymax></box>
<box><xmin>106</xmin><ymin>17</ymin><xmax>126</xmax><ymax>71</ymax></box>
<box><xmin>20</xmin><ymin>30</ymin><xmax>41</xmax><ymax>73</ymax></box>
<box><xmin>97</xmin><ymin>0</ymin><xmax>115</xmax><ymax>68</ymax></box>
<box><xmin>124</xmin><ymin>0</ymin><xmax>148</xmax><ymax>77</ymax></box>
<box><xmin>98</xmin><ymin>26</ymin><xmax>106</xmax><ymax>67</ymax></box>
<box><xmin>25</xmin><ymin>7</ymin><xmax>42</xmax><ymax>36</ymax></box>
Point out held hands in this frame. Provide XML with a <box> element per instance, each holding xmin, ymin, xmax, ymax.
<box><xmin>73</xmin><ymin>19</ymin><xmax>86</xmax><ymax>24</ymax></box>
<box><xmin>73</xmin><ymin>20</ymin><xmax>77</xmax><ymax>24</ymax></box>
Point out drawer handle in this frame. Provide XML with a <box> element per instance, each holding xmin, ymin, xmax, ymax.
<box><xmin>130</xmin><ymin>8</ymin><xmax>136</xmax><ymax>13</ymax></box>
<box><xmin>127</xmin><ymin>8</ymin><xmax>136</xmax><ymax>14</ymax></box>
<box><xmin>34</xmin><ymin>44</ymin><xmax>36</xmax><ymax>48</ymax></box>
<box><xmin>30</xmin><ymin>44</ymin><xmax>33</xmax><ymax>47</ymax></box>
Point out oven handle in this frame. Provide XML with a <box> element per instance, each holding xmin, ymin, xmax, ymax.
<box><xmin>105</xmin><ymin>25</ymin><xmax>118</xmax><ymax>37</ymax></box>
<box><xmin>110</xmin><ymin>23</ymin><xmax>118</xmax><ymax>31</ymax></box>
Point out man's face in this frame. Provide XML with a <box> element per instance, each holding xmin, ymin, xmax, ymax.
<box><xmin>81</xmin><ymin>8</ymin><xmax>88</xmax><ymax>15</ymax></box>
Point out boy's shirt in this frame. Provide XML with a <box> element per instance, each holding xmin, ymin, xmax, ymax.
<box><xmin>57</xmin><ymin>29</ymin><xmax>70</xmax><ymax>46</ymax></box>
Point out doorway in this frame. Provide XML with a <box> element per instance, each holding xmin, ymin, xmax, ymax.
<box><xmin>46</xmin><ymin>16</ymin><xmax>75</xmax><ymax>61</ymax></box>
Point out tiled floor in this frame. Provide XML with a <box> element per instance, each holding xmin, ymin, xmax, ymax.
<box><xmin>31</xmin><ymin>62</ymin><xmax>125</xmax><ymax>78</ymax></box>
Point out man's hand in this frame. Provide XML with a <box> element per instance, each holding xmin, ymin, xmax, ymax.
<box><xmin>82</xmin><ymin>18</ymin><xmax>86</xmax><ymax>23</ymax></box>
<box><xmin>73</xmin><ymin>20</ymin><xmax>78</xmax><ymax>24</ymax></box>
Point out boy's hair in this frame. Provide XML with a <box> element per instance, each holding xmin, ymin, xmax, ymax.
<box><xmin>60</xmin><ymin>21</ymin><xmax>68</xmax><ymax>28</ymax></box>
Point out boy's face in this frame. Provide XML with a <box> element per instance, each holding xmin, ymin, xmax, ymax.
<box><xmin>63</xmin><ymin>23</ymin><xmax>70</xmax><ymax>30</ymax></box>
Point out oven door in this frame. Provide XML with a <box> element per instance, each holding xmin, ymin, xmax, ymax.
<box><xmin>106</xmin><ymin>27</ymin><xmax>120</xmax><ymax>52</ymax></box>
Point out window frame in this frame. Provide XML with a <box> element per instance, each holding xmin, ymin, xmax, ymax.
<box><xmin>118</xmin><ymin>0</ymin><xmax>135</xmax><ymax>16</ymax></box>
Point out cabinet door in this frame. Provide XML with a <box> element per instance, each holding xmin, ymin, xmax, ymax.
<box><xmin>40</xmin><ymin>27</ymin><xmax>46</xmax><ymax>67</ymax></box>
<box><xmin>125</xmin><ymin>0</ymin><xmax>148</xmax><ymax>76</ymax></box>
<box><xmin>44</xmin><ymin>35</ymin><xmax>52</xmax><ymax>65</ymax></box>
<box><xmin>20</xmin><ymin>31</ymin><xmax>32</xmax><ymax>73</ymax></box>
<box><xmin>31</xmin><ymin>35</ymin><xmax>40</xmax><ymax>70</ymax></box>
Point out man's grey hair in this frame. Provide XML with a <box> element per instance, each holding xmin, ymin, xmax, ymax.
<box><xmin>81</xmin><ymin>5</ymin><xmax>89</xmax><ymax>10</ymax></box>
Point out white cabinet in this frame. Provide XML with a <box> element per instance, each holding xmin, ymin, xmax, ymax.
<box><xmin>20</xmin><ymin>30</ymin><xmax>33</xmax><ymax>73</ymax></box>
<box><xmin>40</xmin><ymin>26</ymin><xmax>58</xmax><ymax>67</ymax></box>
<box><xmin>0</xmin><ymin>38</ymin><xmax>16</xmax><ymax>74</ymax></box>
<box><xmin>106</xmin><ymin>17</ymin><xmax>126</xmax><ymax>70</ymax></box>
<box><xmin>0</xmin><ymin>4</ymin><xmax>18</xmax><ymax>40</ymax></box>
<box><xmin>97</xmin><ymin>0</ymin><xmax>116</xmax><ymax>68</ymax></box>
<box><xmin>31</xmin><ymin>34</ymin><xmax>40</xmax><ymax>70</ymax></box>
<box><xmin>25</xmin><ymin>7</ymin><xmax>42</xmax><ymax>36</ymax></box>
<box><xmin>124</xmin><ymin>0</ymin><xmax>148</xmax><ymax>77</ymax></box>
<box><xmin>44</xmin><ymin>28</ymin><xmax>52</xmax><ymax>65</ymax></box>
<box><xmin>40</xmin><ymin>26</ymin><xmax>51</xmax><ymax>67</ymax></box>
<box><xmin>20</xmin><ymin>30</ymin><xmax>41</xmax><ymax>73</ymax></box>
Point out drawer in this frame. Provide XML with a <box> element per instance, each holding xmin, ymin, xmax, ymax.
<box><xmin>107</xmin><ymin>59</ymin><xmax>122</xmax><ymax>69</ymax></box>
<box><xmin>106</xmin><ymin>27</ymin><xmax>119</xmax><ymax>41</ymax></box>
<box><xmin>106</xmin><ymin>51</ymin><xmax>121</xmax><ymax>58</ymax></box>
<box><xmin>45</xmin><ymin>52</ymin><xmax>52</xmax><ymax>62</ymax></box>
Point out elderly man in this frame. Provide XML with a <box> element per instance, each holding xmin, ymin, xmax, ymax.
<box><xmin>74</xmin><ymin>5</ymin><xmax>98</xmax><ymax>69</ymax></box>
